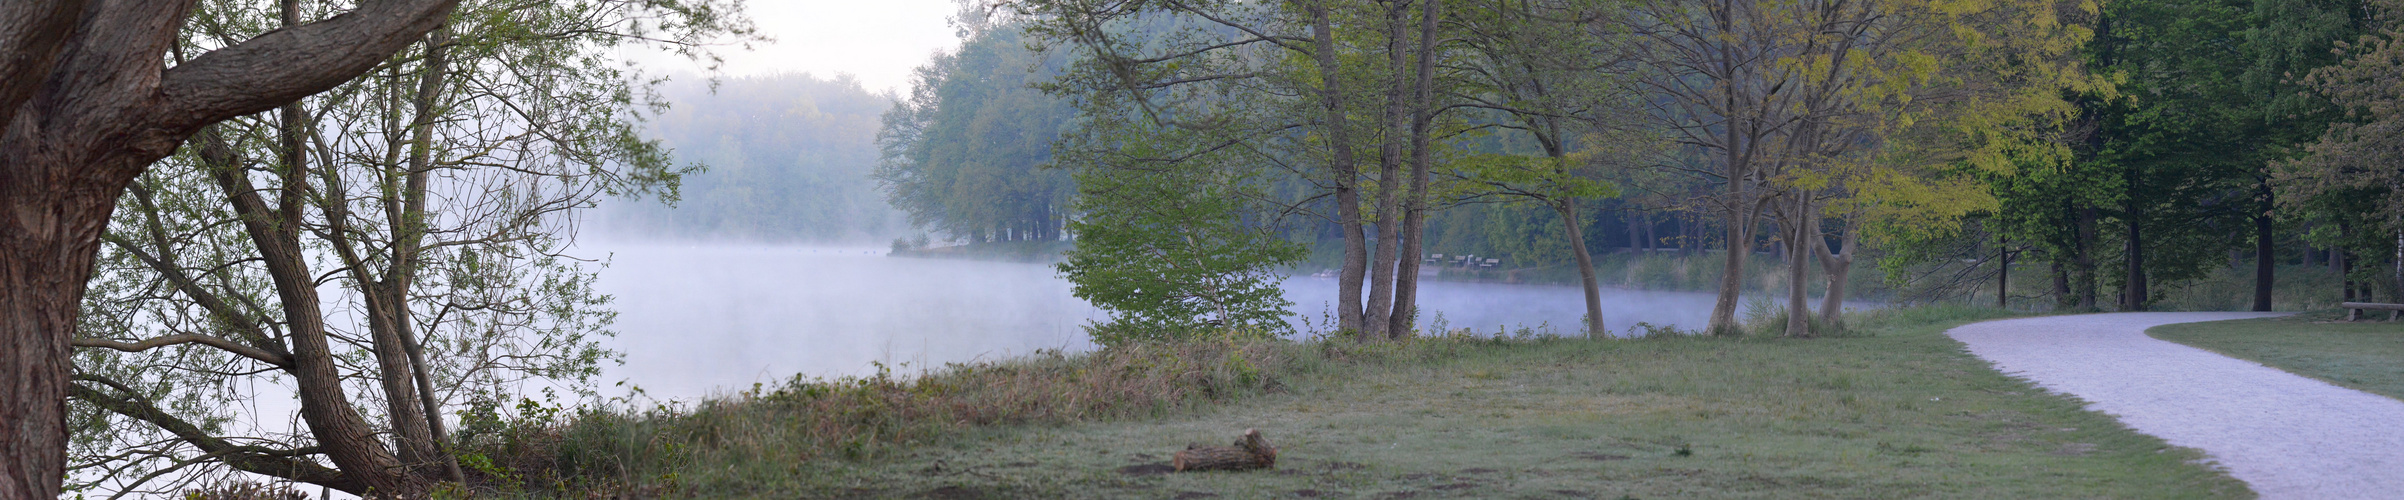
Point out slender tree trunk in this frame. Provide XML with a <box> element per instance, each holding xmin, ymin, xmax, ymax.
<box><xmin>1311</xmin><ymin>4</ymin><xmax>1369</xmax><ymax>335</ymax></box>
<box><xmin>1707</xmin><ymin>84</ymin><xmax>1756</xmax><ymax>335</ymax></box>
<box><xmin>2052</xmin><ymin>259</ymin><xmax>2072</xmax><ymax>309</ymax></box>
<box><xmin>1627</xmin><ymin>209</ymin><xmax>1643</xmax><ymax>251</ymax></box>
<box><xmin>2125</xmin><ymin>209</ymin><xmax>2148</xmax><ymax>311</ymax></box>
<box><xmin>2076</xmin><ymin>207</ymin><xmax>2098</xmax><ymax>310</ymax></box>
<box><xmin>1782</xmin><ymin>198</ymin><xmax>1810</xmax><ymax>338</ymax></box>
<box><xmin>1710</xmin><ymin>202</ymin><xmax>1754</xmax><ymax>335</ymax></box>
<box><xmin>1813</xmin><ymin>217</ymin><xmax>1855</xmax><ymax>328</ymax></box>
<box><xmin>201</xmin><ymin>129</ymin><xmax>416</xmax><ymax>496</ymax></box>
<box><xmin>396</xmin><ymin>25</ymin><xmax>464</xmax><ymax>483</ymax></box>
<box><xmin>2254</xmin><ymin>185</ymin><xmax>2275</xmax><ymax>311</ymax></box>
<box><xmin>1387</xmin><ymin>0</ymin><xmax>1439</xmax><ymax>339</ymax></box>
<box><xmin>2340</xmin><ymin>221</ymin><xmax>2356</xmax><ymax>302</ymax></box>
<box><xmin>1361</xmin><ymin>1</ymin><xmax>1414</xmax><ymax>341</ymax></box>
<box><xmin>1559</xmin><ymin>201</ymin><xmax>1606</xmax><ymax>337</ymax></box>
<box><xmin>274</xmin><ymin>0</ymin><xmax>438</xmax><ymax>481</ymax></box>
<box><xmin>1998</xmin><ymin>239</ymin><xmax>2012</xmax><ymax>309</ymax></box>
<box><xmin>1645</xmin><ymin>212</ymin><xmax>1657</xmax><ymax>251</ymax></box>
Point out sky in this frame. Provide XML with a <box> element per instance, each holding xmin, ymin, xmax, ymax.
<box><xmin>626</xmin><ymin>0</ymin><xmax>968</xmax><ymax>94</ymax></box>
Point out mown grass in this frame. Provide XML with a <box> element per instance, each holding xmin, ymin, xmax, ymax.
<box><xmin>467</xmin><ymin>305</ymin><xmax>2248</xmax><ymax>499</ymax></box>
<box><xmin>2150</xmin><ymin>310</ymin><xmax>2404</xmax><ymax>400</ymax></box>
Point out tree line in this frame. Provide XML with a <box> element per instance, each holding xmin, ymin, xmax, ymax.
<box><xmin>602</xmin><ymin>74</ymin><xmax>907</xmax><ymax>242</ymax></box>
<box><xmin>869</xmin><ymin>0</ymin><xmax>2404</xmax><ymax>342</ymax></box>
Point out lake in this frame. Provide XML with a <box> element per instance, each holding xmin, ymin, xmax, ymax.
<box><xmin>584</xmin><ymin>242</ymin><xmax>1772</xmax><ymax>400</ymax></box>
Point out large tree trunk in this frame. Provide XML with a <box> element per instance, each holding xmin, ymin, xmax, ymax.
<box><xmin>1310</xmin><ymin>3</ymin><xmax>1368</xmax><ymax>336</ymax></box>
<box><xmin>0</xmin><ymin>2</ymin><xmax>460</xmax><ymax>496</ymax></box>
<box><xmin>0</xmin><ymin>180</ymin><xmax>113</xmax><ymax>500</ymax></box>
<box><xmin>1387</xmin><ymin>0</ymin><xmax>1439</xmax><ymax>339</ymax></box>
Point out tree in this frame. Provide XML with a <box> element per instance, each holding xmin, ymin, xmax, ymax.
<box><xmin>1</xmin><ymin>2</ymin><xmax>463</xmax><ymax>497</ymax></box>
<box><xmin>62</xmin><ymin>0</ymin><xmax>743</xmax><ymax>495</ymax></box>
<box><xmin>1442</xmin><ymin>0</ymin><xmax>1654</xmax><ymax>338</ymax></box>
<box><xmin>1017</xmin><ymin>0</ymin><xmax>1451</xmax><ymax>340</ymax></box>
<box><xmin>1054</xmin><ymin>116</ymin><xmax>1307</xmax><ymax>344</ymax></box>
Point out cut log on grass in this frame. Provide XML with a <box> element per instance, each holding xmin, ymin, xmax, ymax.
<box><xmin>1173</xmin><ymin>428</ymin><xmax>1278</xmax><ymax>472</ymax></box>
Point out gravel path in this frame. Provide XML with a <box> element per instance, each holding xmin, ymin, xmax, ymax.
<box><xmin>1948</xmin><ymin>312</ymin><xmax>2404</xmax><ymax>499</ymax></box>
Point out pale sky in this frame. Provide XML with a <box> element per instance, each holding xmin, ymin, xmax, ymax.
<box><xmin>628</xmin><ymin>0</ymin><xmax>968</xmax><ymax>94</ymax></box>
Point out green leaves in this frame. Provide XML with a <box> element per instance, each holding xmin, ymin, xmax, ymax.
<box><xmin>1055</xmin><ymin>114</ymin><xmax>1305</xmax><ymax>346</ymax></box>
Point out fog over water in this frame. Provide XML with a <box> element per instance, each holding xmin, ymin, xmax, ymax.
<box><xmin>582</xmin><ymin>241</ymin><xmax>1789</xmax><ymax>401</ymax></box>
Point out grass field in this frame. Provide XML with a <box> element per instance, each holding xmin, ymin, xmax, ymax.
<box><xmin>2150</xmin><ymin>310</ymin><xmax>2404</xmax><ymax>401</ymax></box>
<box><xmin>478</xmin><ymin>306</ymin><xmax>2249</xmax><ymax>499</ymax></box>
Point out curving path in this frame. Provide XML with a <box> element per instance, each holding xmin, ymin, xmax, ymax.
<box><xmin>1949</xmin><ymin>312</ymin><xmax>2404</xmax><ymax>499</ymax></box>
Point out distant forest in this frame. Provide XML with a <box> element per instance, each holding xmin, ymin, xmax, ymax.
<box><xmin>599</xmin><ymin>74</ymin><xmax>906</xmax><ymax>242</ymax></box>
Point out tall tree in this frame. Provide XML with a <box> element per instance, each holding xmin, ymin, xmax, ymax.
<box><xmin>64</xmin><ymin>0</ymin><xmax>744</xmax><ymax>495</ymax></box>
<box><xmin>0</xmin><ymin>2</ymin><xmax>463</xmax><ymax>497</ymax></box>
<box><xmin>1016</xmin><ymin>0</ymin><xmax>1451</xmax><ymax>340</ymax></box>
<box><xmin>1443</xmin><ymin>0</ymin><xmax>1653</xmax><ymax>338</ymax></box>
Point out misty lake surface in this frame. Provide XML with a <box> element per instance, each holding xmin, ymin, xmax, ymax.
<box><xmin>584</xmin><ymin>243</ymin><xmax>1754</xmax><ymax>400</ymax></box>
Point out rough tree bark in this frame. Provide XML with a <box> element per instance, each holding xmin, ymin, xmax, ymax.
<box><xmin>0</xmin><ymin>1</ymin><xmax>459</xmax><ymax>498</ymax></box>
